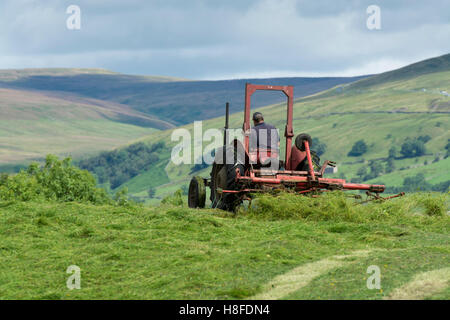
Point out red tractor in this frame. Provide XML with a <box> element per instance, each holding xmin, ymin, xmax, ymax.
<box><xmin>188</xmin><ymin>83</ymin><xmax>402</xmax><ymax>211</ymax></box>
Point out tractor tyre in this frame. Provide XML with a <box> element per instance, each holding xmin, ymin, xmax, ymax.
<box><xmin>210</xmin><ymin>163</ymin><xmax>226</xmax><ymax>208</ymax></box>
<box><xmin>210</xmin><ymin>162</ymin><xmax>244</xmax><ymax>211</ymax></box>
<box><xmin>295</xmin><ymin>133</ymin><xmax>312</xmax><ymax>151</ymax></box>
<box><xmin>188</xmin><ymin>176</ymin><xmax>206</xmax><ymax>208</ymax></box>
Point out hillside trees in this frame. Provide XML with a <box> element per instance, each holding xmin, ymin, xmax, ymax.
<box><xmin>367</xmin><ymin>160</ymin><xmax>383</xmax><ymax>179</ymax></box>
<box><xmin>445</xmin><ymin>139</ymin><xmax>450</xmax><ymax>158</ymax></box>
<box><xmin>357</xmin><ymin>166</ymin><xmax>367</xmax><ymax>179</ymax></box>
<box><xmin>78</xmin><ymin>141</ymin><xmax>166</xmax><ymax>189</ymax></box>
<box><xmin>400</xmin><ymin>136</ymin><xmax>430</xmax><ymax>158</ymax></box>
<box><xmin>312</xmin><ymin>137</ymin><xmax>327</xmax><ymax>156</ymax></box>
<box><xmin>348</xmin><ymin>140</ymin><xmax>368</xmax><ymax>157</ymax></box>
<box><xmin>388</xmin><ymin>147</ymin><xmax>397</xmax><ymax>159</ymax></box>
<box><xmin>385</xmin><ymin>173</ymin><xmax>450</xmax><ymax>193</ymax></box>
<box><xmin>147</xmin><ymin>188</ymin><xmax>156</xmax><ymax>198</ymax></box>
<box><xmin>385</xmin><ymin>157</ymin><xmax>395</xmax><ymax>173</ymax></box>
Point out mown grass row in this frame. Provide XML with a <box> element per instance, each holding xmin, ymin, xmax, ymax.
<box><xmin>242</xmin><ymin>191</ymin><xmax>448</xmax><ymax>222</ymax></box>
<box><xmin>0</xmin><ymin>189</ymin><xmax>448</xmax><ymax>299</ymax></box>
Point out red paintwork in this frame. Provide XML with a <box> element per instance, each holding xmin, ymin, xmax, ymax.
<box><xmin>227</xmin><ymin>83</ymin><xmax>387</xmax><ymax>196</ymax></box>
<box><xmin>304</xmin><ymin>140</ymin><xmax>316</xmax><ymax>180</ymax></box>
<box><xmin>288</xmin><ymin>145</ymin><xmax>306</xmax><ymax>171</ymax></box>
<box><xmin>236</xmin><ymin>171</ymin><xmax>385</xmax><ymax>193</ymax></box>
<box><xmin>244</xmin><ymin>83</ymin><xmax>294</xmax><ymax>169</ymax></box>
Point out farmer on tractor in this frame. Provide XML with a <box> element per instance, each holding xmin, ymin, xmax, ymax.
<box><xmin>249</xmin><ymin>112</ymin><xmax>280</xmax><ymax>169</ymax></box>
<box><xmin>187</xmin><ymin>83</ymin><xmax>397</xmax><ymax>212</ymax></box>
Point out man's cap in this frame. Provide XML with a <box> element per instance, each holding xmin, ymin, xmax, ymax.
<box><xmin>252</xmin><ymin>112</ymin><xmax>264</xmax><ymax>121</ymax></box>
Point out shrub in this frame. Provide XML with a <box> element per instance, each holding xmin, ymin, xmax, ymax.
<box><xmin>161</xmin><ymin>189</ymin><xmax>184</xmax><ymax>206</ymax></box>
<box><xmin>114</xmin><ymin>187</ymin><xmax>130</xmax><ymax>206</ymax></box>
<box><xmin>0</xmin><ymin>155</ymin><xmax>111</xmax><ymax>204</ymax></box>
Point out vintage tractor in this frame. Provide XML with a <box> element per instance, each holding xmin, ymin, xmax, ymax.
<box><xmin>188</xmin><ymin>83</ymin><xmax>403</xmax><ymax>210</ymax></box>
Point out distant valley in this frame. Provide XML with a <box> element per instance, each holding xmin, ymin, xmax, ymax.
<box><xmin>0</xmin><ymin>68</ymin><xmax>366</xmax><ymax>164</ymax></box>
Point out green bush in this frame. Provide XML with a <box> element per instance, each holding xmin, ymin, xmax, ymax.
<box><xmin>161</xmin><ymin>189</ymin><xmax>184</xmax><ymax>206</ymax></box>
<box><xmin>114</xmin><ymin>187</ymin><xmax>130</xmax><ymax>206</ymax></box>
<box><xmin>0</xmin><ymin>155</ymin><xmax>111</xmax><ymax>204</ymax></box>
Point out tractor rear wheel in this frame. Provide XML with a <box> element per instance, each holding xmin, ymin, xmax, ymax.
<box><xmin>210</xmin><ymin>163</ymin><xmax>226</xmax><ymax>208</ymax></box>
<box><xmin>210</xmin><ymin>162</ymin><xmax>244</xmax><ymax>211</ymax></box>
<box><xmin>188</xmin><ymin>176</ymin><xmax>206</xmax><ymax>208</ymax></box>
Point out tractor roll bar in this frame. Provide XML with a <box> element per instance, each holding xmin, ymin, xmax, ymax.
<box><xmin>243</xmin><ymin>83</ymin><xmax>294</xmax><ymax>169</ymax></box>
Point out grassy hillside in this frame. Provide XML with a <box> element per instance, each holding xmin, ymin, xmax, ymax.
<box><xmin>0</xmin><ymin>68</ymin><xmax>185</xmax><ymax>82</ymax></box>
<box><xmin>95</xmin><ymin>55</ymin><xmax>450</xmax><ymax>201</ymax></box>
<box><xmin>0</xmin><ymin>87</ymin><xmax>168</xmax><ymax>164</ymax></box>
<box><xmin>346</xmin><ymin>53</ymin><xmax>450</xmax><ymax>90</ymax></box>
<box><xmin>0</xmin><ymin>192</ymin><xmax>448</xmax><ymax>299</ymax></box>
<box><xmin>0</xmin><ymin>68</ymin><xmax>366</xmax><ymax>168</ymax></box>
<box><xmin>0</xmin><ymin>71</ymin><xmax>367</xmax><ymax>126</ymax></box>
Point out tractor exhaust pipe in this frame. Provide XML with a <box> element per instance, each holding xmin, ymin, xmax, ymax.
<box><xmin>221</xmin><ymin>102</ymin><xmax>230</xmax><ymax>164</ymax></box>
<box><xmin>224</xmin><ymin>102</ymin><xmax>229</xmax><ymax>146</ymax></box>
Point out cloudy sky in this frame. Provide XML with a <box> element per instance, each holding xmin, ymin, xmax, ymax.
<box><xmin>0</xmin><ymin>0</ymin><xmax>449</xmax><ymax>79</ymax></box>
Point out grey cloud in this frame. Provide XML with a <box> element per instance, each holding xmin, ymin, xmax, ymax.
<box><xmin>0</xmin><ymin>0</ymin><xmax>448</xmax><ymax>79</ymax></box>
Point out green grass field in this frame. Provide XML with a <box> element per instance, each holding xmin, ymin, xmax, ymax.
<box><xmin>0</xmin><ymin>192</ymin><xmax>448</xmax><ymax>300</ymax></box>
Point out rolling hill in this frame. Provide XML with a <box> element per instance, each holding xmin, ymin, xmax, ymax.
<box><xmin>0</xmin><ymin>87</ymin><xmax>170</xmax><ymax>164</ymax></box>
<box><xmin>0</xmin><ymin>68</ymin><xmax>367</xmax><ymax>167</ymax></box>
<box><xmin>0</xmin><ymin>71</ymin><xmax>367</xmax><ymax>126</ymax></box>
<box><xmin>79</xmin><ymin>53</ymin><xmax>450</xmax><ymax>202</ymax></box>
<box><xmin>0</xmin><ymin>57</ymin><xmax>448</xmax><ymax>300</ymax></box>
